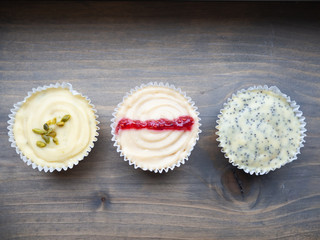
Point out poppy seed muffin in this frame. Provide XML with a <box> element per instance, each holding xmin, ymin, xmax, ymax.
<box><xmin>216</xmin><ymin>85</ymin><xmax>306</xmax><ymax>175</ymax></box>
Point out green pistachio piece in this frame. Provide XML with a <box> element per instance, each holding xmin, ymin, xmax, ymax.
<box><xmin>48</xmin><ymin>131</ymin><xmax>57</xmax><ymax>138</ymax></box>
<box><xmin>53</xmin><ymin>137</ymin><xmax>59</xmax><ymax>145</ymax></box>
<box><xmin>42</xmin><ymin>135</ymin><xmax>50</xmax><ymax>144</ymax></box>
<box><xmin>56</xmin><ymin>121</ymin><xmax>65</xmax><ymax>127</ymax></box>
<box><xmin>61</xmin><ymin>114</ymin><xmax>71</xmax><ymax>122</ymax></box>
<box><xmin>43</xmin><ymin>123</ymin><xmax>49</xmax><ymax>131</ymax></box>
<box><xmin>36</xmin><ymin>141</ymin><xmax>46</xmax><ymax>148</ymax></box>
<box><xmin>46</xmin><ymin>128</ymin><xmax>53</xmax><ymax>134</ymax></box>
<box><xmin>32</xmin><ymin>128</ymin><xmax>47</xmax><ymax>135</ymax></box>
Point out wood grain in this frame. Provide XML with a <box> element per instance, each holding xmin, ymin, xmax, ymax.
<box><xmin>0</xmin><ymin>2</ymin><xmax>319</xmax><ymax>239</ymax></box>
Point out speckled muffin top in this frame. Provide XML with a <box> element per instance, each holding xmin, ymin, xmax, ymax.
<box><xmin>216</xmin><ymin>87</ymin><xmax>304</xmax><ymax>175</ymax></box>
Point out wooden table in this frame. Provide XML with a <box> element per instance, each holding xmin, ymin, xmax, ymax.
<box><xmin>1</xmin><ymin>2</ymin><xmax>319</xmax><ymax>239</ymax></box>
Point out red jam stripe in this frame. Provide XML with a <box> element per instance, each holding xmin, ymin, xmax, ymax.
<box><xmin>115</xmin><ymin>116</ymin><xmax>194</xmax><ymax>134</ymax></box>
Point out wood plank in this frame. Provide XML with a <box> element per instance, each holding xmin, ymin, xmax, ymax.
<box><xmin>0</xmin><ymin>2</ymin><xmax>319</xmax><ymax>239</ymax></box>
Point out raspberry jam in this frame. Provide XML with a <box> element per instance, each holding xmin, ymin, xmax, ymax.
<box><xmin>115</xmin><ymin>116</ymin><xmax>194</xmax><ymax>134</ymax></box>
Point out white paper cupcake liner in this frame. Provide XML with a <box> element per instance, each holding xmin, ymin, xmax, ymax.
<box><xmin>7</xmin><ymin>82</ymin><xmax>100</xmax><ymax>173</ymax></box>
<box><xmin>111</xmin><ymin>82</ymin><xmax>201</xmax><ymax>173</ymax></box>
<box><xmin>216</xmin><ymin>85</ymin><xmax>307</xmax><ymax>175</ymax></box>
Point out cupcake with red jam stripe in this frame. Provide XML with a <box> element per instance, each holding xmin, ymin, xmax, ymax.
<box><xmin>111</xmin><ymin>82</ymin><xmax>201</xmax><ymax>173</ymax></box>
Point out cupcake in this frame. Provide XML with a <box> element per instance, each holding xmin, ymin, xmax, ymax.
<box><xmin>216</xmin><ymin>85</ymin><xmax>306</xmax><ymax>175</ymax></box>
<box><xmin>111</xmin><ymin>82</ymin><xmax>201</xmax><ymax>173</ymax></box>
<box><xmin>8</xmin><ymin>82</ymin><xmax>99</xmax><ymax>172</ymax></box>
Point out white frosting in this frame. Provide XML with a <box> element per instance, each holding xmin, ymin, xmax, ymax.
<box><xmin>13</xmin><ymin>88</ymin><xmax>97</xmax><ymax>169</ymax></box>
<box><xmin>217</xmin><ymin>89</ymin><xmax>301</xmax><ymax>173</ymax></box>
<box><xmin>115</xmin><ymin>86</ymin><xmax>200</xmax><ymax>171</ymax></box>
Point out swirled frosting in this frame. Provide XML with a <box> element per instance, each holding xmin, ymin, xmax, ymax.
<box><xmin>115</xmin><ymin>85</ymin><xmax>200</xmax><ymax>171</ymax></box>
<box><xmin>13</xmin><ymin>87</ymin><xmax>98</xmax><ymax>169</ymax></box>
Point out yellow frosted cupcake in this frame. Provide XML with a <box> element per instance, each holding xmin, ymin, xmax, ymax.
<box><xmin>216</xmin><ymin>85</ymin><xmax>306</xmax><ymax>175</ymax></box>
<box><xmin>8</xmin><ymin>83</ymin><xmax>99</xmax><ymax>172</ymax></box>
<box><xmin>111</xmin><ymin>82</ymin><xmax>201</xmax><ymax>173</ymax></box>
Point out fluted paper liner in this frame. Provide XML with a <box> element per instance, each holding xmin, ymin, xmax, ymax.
<box><xmin>111</xmin><ymin>82</ymin><xmax>201</xmax><ymax>173</ymax></box>
<box><xmin>7</xmin><ymin>82</ymin><xmax>100</xmax><ymax>172</ymax></box>
<box><xmin>216</xmin><ymin>85</ymin><xmax>307</xmax><ymax>175</ymax></box>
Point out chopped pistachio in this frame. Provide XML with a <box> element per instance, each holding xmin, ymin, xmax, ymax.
<box><xmin>61</xmin><ymin>114</ymin><xmax>71</xmax><ymax>122</ymax></box>
<box><xmin>42</xmin><ymin>135</ymin><xmax>50</xmax><ymax>144</ymax></box>
<box><xmin>32</xmin><ymin>128</ymin><xmax>47</xmax><ymax>135</ymax></box>
<box><xmin>56</xmin><ymin>121</ymin><xmax>65</xmax><ymax>127</ymax></box>
<box><xmin>47</xmin><ymin>117</ymin><xmax>57</xmax><ymax>125</ymax></box>
<box><xmin>53</xmin><ymin>137</ymin><xmax>59</xmax><ymax>145</ymax></box>
<box><xmin>48</xmin><ymin>131</ymin><xmax>56</xmax><ymax>138</ymax></box>
<box><xmin>43</xmin><ymin>123</ymin><xmax>49</xmax><ymax>131</ymax></box>
<box><xmin>36</xmin><ymin>141</ymin><xmax>46</xmax><ymax>148</ymax></box>
<box><xmin>33</xmin><ymin>115</ymin><xmax>69</xmax><ymax>147</ymax></box>
<box><xmin>46</xmin><ymin>128</ymin><xmax>53</xmax><ymax>134</ymax></box>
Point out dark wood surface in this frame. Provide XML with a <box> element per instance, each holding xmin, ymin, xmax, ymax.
<box><xmin>1</xmin><ymin>2</ymin><xmax>319</xmax><ymax>239</ymax></box>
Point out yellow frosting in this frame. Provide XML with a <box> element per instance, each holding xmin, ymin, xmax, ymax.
<box><xmin>115</xmin><ymin>86</ymin><xmax>200</xmax><ymax>171</ymax></box>
<box><xmin>13</xmin><ymin>87</ymin><xmax>98</xmax><ymax>169</ymax></box>
<box><xmin>217</xmin><ymin>89</ymin><xmax>301</xmax><ymax>173</ymax></box>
